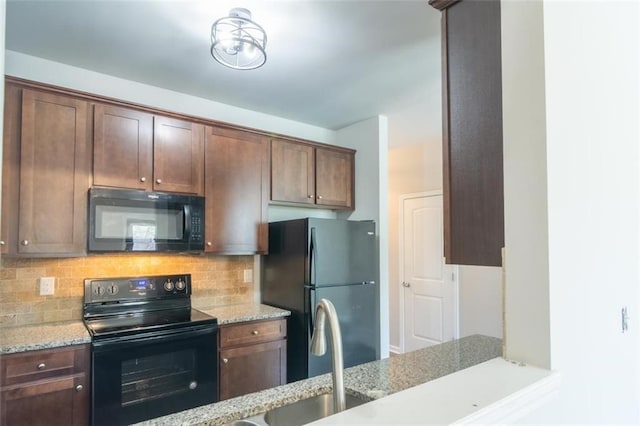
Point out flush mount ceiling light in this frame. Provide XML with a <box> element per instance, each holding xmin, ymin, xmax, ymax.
<box><xmin>210</xmin><ymin>8</ymin><xmax>267</xmax><ymax>70</ymax></box>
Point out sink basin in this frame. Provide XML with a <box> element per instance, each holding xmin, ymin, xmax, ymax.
<box><xmin>264</xmin><ymin>393</ymin><xmax>366</xmax><ymax>426</ymax></box>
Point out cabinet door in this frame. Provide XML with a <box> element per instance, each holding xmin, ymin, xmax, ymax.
<box><xmin>219</xmin><ymin>339</ymin><xmax>286</xmax><ymax>401</ymax></box>
<box><xmin>153</xmin><ymin>116</ymin><xmax>204</xmax><ymax>195</ymax></box>
<box><xmin>205</xmin><ymin>127</ymin><xmax>269</xmax><ymax>254</ymax></box>
<box><xmin>18</xmin><ymin>89</ymin><xmax>90</xmax><ymax>255</ymax></box>
<box><xmin>442</xmin><ymin>0</ymin><xmax>504</xmax><ymax>266</ymax></box>
<box><xmin>0</xmin><ymin>375</ymin><xmax>89</xmax><ymax>426</ymax></box>
<box><xmin>270</xmin><ymin>139</ymin><xmax>315</xmax><ymax>204</ymax></box>
<box><xmin>93</xmin><ymin>104</ymin><xmax>153</xmax><ymax>190</ymax></box>
<box><xmin>1</xmin><ymin>84</ymin><xmax>22</xmax><ymax>254</ymax></box>
<box><xmin>315</xmin><ymin>147</ymin><xmax>354</xmax><ymax>209</ymax></box>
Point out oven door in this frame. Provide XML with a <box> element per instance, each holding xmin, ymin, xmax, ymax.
<box><xmin>91</xmin><ymin>324</ymin><xmax>217</xmax><ymax>426</ymax></box>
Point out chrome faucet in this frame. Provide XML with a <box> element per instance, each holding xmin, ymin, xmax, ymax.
<box><xmin>310</xmin><ymin>298</ymin><xmax>346</xmax><ymax>413</ymax></box>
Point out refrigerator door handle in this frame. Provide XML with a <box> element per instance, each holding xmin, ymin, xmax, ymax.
<box><xmin>308</xmin><ymin>287</ymin><xmax>317</xmax><ymax>338</ymax></box>
<box><xmin>310</xmin><ymin>227</ymin><xmax>317</xmax><ymax>286</ymax></box>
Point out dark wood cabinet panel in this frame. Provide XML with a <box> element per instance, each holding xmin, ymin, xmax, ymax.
<box><xmin>270</xmin><ymin>139</ymin><xmax>355</xmax><ymax>210</ymax></box>
<box><xmin>93</xmin><ymin>104</ymin><xmax>153</xmax><ymax>190</ymax></box>
<box><xmin>205</xmin><ymin>126</ymin><xmax>269</xmax><ymax>254</ymax></box>
<box><xmin>218</xmin><ymin>319</ymin><xmax>287</xmax><ymax>401</ymax></box>
<box><xmin>1</xmin><ymin>84</ymin><xmax>22</xmax><ymax>254</ymax></box>
<box><xmin>0</xmin><ymin>345</ymin><xmax>90</xmax><ymax>426</ymax></box>
<box><xmin>440</xmin><ymin>0</ymin><xmax>504</xmax><ymax>266</ymax></box>
<box><xmin>153</xmin><ymin>116</ymin><xmax>204</xmax><ymax>195</ymax></box>
<box><xmin>16</xmin><ymin>89</ymin><xmax>90</xmax><ymax>256</ymax></box>
<box><xmin>315</xmin><ymin>147</ymin><xmax>354</xmax><ymax>209</ymax></box>
<box><xmin>270</xmin><ymin>139</ymin><xmax>315</xmax><ymax>205</ymax></box>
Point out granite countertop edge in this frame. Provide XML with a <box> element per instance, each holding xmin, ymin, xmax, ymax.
<box><xmin>0</xmin><ymin>304</ymin><xmax>290</xmax><ymax>354</ymax></box>
<box><xmin>136</xmin><ymin>334</ymin><xmax>503</xmax><ymax>426</ymax></box>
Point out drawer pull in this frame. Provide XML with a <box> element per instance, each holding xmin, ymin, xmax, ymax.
<box><xmin>251</xmin><ymin>330</ymin><xmax>259</xmax><ymax>335</ymax></box>
<box><xmin>222</xmin><ymin>358</ymin><xmax>228</xmax><ymax>364</ymax></box>
<box><xmin>76</xmin><ymin>385</ymin><xmax>83</xmax><ymax>392</ymax></box>
<box><xmin>37</xmin><ymin>363</ymin><xmax>46</xmax><ymax>370</ymax></box>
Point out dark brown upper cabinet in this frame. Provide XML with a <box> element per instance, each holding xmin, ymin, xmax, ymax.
<box><xmin>270</xmin><ymin>139</ymin><xmax>354</xmax><ymax>210</ymax></box>
<box><xmin>93</xmin><ymin>105</ymin><xmax>204</xmax><ymax>195</ymax></box>
<box><xmin>433</xmin><ymin>0</ymin><xmax>504</xmax><ymax>267</ymax></box>
<box><xmin>1</xmin><ymin>85</ymin><xmax>90</xmax><ymax>256</ymax></box>
<box><xmin>204</xmin><ymin>126</ymin><xmax>269</xmax><ymax>254</ymax></box>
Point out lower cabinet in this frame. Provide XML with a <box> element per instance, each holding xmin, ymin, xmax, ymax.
<box><xmin>218</xmin><ymin>318</ymin><xmax>287</xmax><ymax>401</ymax></box>
<box><xmin>0</xmin><ymin>344</ymin><xmax>90</xmax><ymax>426</ymax></box>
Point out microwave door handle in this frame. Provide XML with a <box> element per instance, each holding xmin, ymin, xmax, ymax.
<box><xmin>183</xmin><ymin>205</ymin><xmax>192</xmax><ymax>238</ymax></box>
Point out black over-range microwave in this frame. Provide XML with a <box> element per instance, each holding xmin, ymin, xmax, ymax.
<box><xmin>88</xmin><ymin>187</ymin><xmax>205</xmax><ymax>253</ymax></box>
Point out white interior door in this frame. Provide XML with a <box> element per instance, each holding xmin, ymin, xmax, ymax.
<box><xmin>401</xmin><ymin>193</ymin><xmax>457</xmax><ymax>352</ymax></box>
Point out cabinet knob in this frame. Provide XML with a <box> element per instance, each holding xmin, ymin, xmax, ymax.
<box><xmin>140</xmin><ymin>177</ymin><xmax>146</xmax><ymax>183</ymax></box>
<box><xmin>251</xmin><ymin>330</ymin><xmax>259</xmax><ymax>336</ymax></box>
<box><xmin>75</xmin><ymin>384</ymin><xmax>83</xmax><ymax>392</ymax></box>
<box><xmin>222</xmin><ymin>358</ymin><xmax>228</xmax><ymax>364</ymax></box>
<box><xmin>21</xmin><ymin>240</ymin><xmax>29</xmax><ymax>246</ymax></box>
<box><xmin>156</xmin><ymin>178</ymin><xmax>162</xmax><ymax>184</ymax></box>
<box><xmin>0</xmin><ymin>240</ymin><xmax>5</xmax><ymax>246</ymax></box>
<box><xmin>206</xmin><ymin>242</ymin><xmax>212</xmax><ymax>247</ymax></box>
<box><xmin>317</xmin><ymin>195</ymin><xmax>323</xmax><ymax>200</ymax></box>
<box><xmin>37</xmin><ymin>363</ymin><xmax>46</xmax><ymax>370</ymax></box>
<box><xmin>307</xmin><ymin>195</ymin><xmax>314</xmax><ymax>199</ymax></box>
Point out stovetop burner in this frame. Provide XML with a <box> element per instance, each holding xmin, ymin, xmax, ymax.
<box><xmin>83</xmin><ymin>274</ymin><xmax>216</xmax><ymax>339</ymax></box>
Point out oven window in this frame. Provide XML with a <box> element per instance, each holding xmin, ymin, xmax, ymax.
<box><xmin>95</xmin><ymin>205</ymin><xmax>184</xmax><ymax>240</ymax></box>
<box><xmin>121</xmin><ymin>349</ymin><xmax>196</xmax><ymax>407</ymax></box>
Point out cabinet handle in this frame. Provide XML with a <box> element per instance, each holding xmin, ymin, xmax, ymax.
<box><xmin>222</xmin><ymin>358</ymin><xmax>228</xmax><ymax>364</ymax></box>
<box><xmin>251</xmin><ymin>330</ymin><xmax>259</xmax><ymax>336</ymax></box>
<box><xmin>206</xmin><ymin>242</ymin><xmax>212</xmax><ymax>247</ymax></box>
<box><xmin>317</xmin><ymin>195</ymin><xmax>323</xmax><ymax>200</ymax></box>
<box><xmin>156</xmin><ymin>178</ymin><xmax>162</xmax><ymax>184</ymax></box>
<box><xmin>75</xmin><ymin>385</ymin><xmax>83</xmax><ymax>392</ymax></box>
<box><xmin>140</xmin><ymin>177</ymin><xmax>146</xmax><ymax>182</ymax></box>
<box><xmin>37</xmin><ymin>363</ymin><xmax>46</xmax><ymax>370</ymax></box>
<box><xmin>21</xmin><ymin>240</ymin><xmax>29</xmax><ymax>246</ymax></box>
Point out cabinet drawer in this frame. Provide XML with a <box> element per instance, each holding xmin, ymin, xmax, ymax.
<box><xmin>1</xmin><ymin>345</ymin><xmax>88</xmax><ymax>386</ymax></box>
<box><xmin>219</xmin><ymin>319</ymin><xmax>286</xmax><ymax>348</ymax></box>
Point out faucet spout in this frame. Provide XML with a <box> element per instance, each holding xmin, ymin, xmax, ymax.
<box><xmin>310</xmin><ymin>298</ymin><xmax>346</xmax><ymax>413</ymax></box>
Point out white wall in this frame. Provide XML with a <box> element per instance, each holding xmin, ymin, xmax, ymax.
<box><xmin>336</xmin><ymin>116</ymin><xmax>389</xmax><ymax>359</ymax></box>
<box><xmin>504</xmin><ymin>0</ymin><xmax>640</xmax><ymax>422</ymax></box>
<box><xmin>500</xmin><ymin>0</ymin><xmax>551</xmax><ymax>367</ymax></box>
<box><xmin>458</xmin><ymin>265</ymin><xmax>502</xmax><ymax>339</ymax></box>
<box><xmin>5</xmin><ymin>51</ymin><xmax>335</xmax><ymax>145</ymax></box>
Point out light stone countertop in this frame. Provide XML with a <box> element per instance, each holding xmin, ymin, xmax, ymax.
<box><xmin>0</xmin><ymin>321</ymin><xmax>91</xmax><ymax>354</ymax></box>
<box><xmin>136</xmin><ymin>335</ymin><xmax>502</xmax><ymax>426</ymax></box>
<box><xmin>198</xmin><ymin>303</ymin><xmax>291</xmax><ymax>325</ymax></box>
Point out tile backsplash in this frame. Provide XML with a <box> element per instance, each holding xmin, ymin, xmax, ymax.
<box><xmin>0</xmin><ymin>254</ymin><xmax>254</xmax><ymax>327</ymax></box>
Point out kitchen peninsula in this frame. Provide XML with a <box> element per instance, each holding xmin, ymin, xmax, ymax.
<box><xmin>136</xmin><ymin>335</ymin><xmax>503</xmax><ymax>426</ymax></box>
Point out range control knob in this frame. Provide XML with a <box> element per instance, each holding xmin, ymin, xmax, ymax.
<box><xmin>93</xmin><ymin>285</ymin><xmax>105</xmax><ymax>296</ymax></box>
<box><xmin>163</xmin><ymin>280</ymin><xmax>174</xmax><ymax>292</ymax></box>
<box><xmin>175</xmin><ymin>279</ymin><xmax>186</xmax><ymax>291</ymax></box>
<box><xmin>106</xmin><ymin>284</ymin><xmax>119</xmax><ymax>295</ymax></box>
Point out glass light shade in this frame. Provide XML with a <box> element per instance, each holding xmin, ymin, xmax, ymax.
<box><xmin>210</xmin><ymin>8</ymin><xmax>267</xmax><ymax>70</ymax></box>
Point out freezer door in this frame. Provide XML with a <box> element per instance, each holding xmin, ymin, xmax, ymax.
<box><xmin>309</xmin><ymin>219</ymin><xmax>376</xmax><ymax>286</ymax></box>
<box><xmin>307</xmin><ymin>283</ymin><xmax>377</xmax><ymax>378</ymax></box>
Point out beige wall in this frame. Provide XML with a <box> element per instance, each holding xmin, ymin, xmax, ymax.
<box><xmin>458</xmin><ymin>265</ymin><xmax>502</xmax><ymax>339</ymax></box>
<box><xmin>387</xmin><ymin>142</ymin><xmax>441</xmax><ymax>349</ymax></box>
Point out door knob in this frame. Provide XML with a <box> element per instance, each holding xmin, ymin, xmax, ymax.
<box><xmin>402</xmin><ymin>282</ymin><xmax>411</xmax><ymax>288</ymax></box>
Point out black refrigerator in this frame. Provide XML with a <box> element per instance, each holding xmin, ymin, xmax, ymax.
<box><xmin>262</xmin><ymin>218</ymin><xmax>379</xmax><ymax>383</ymax></box>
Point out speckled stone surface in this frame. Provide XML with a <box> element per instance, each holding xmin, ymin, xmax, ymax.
<box><xmin>135</xmin><ymin>335</ymin><xmax>501</xmax><ymax>426</ymax></box>
<box><xmin>198</xmin><ymin>303</ymin><xmax>290</xmax><ymax>325</ymax></box>
<box><xmin>0</xmin><ymin>321</ymin><xmax>90</xmax><ymax>354</ymax></box>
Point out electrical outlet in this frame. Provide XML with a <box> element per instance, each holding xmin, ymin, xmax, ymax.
<box><xmin>243</xmin><ymin>269</ymin><xmax>253</xmax><ymax>283</ymax></box>
<box><xmin>39</xmin><ymin>277</ymin><xmax>55</xmax><ymax>296</ymax></box>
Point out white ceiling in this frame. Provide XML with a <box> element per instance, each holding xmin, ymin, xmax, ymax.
<box><xmin>5</xmin><ymin>0</ymin><xmax>442</xmax><ymax>147</ymax></box>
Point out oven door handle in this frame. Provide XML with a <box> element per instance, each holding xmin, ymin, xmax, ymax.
<box><xmin>92</xmin><ymin>325</ymin><xmax>216</xmax><ymax>352</ymax></box>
